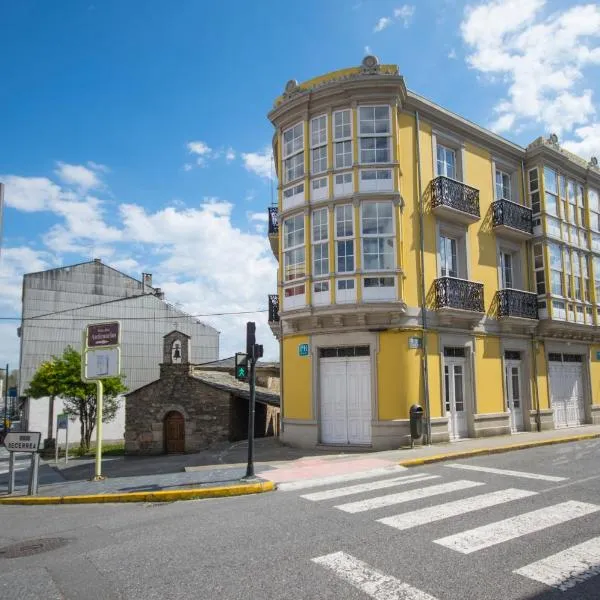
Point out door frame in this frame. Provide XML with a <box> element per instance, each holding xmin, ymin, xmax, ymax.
<box><xmin>501</xmin><ymin>340</ymin><xmax>534</xmax><ymax>432</ymax></box>
<box><xmin>545</xmin><ymin>342</ymin><xmax>591</xmax><ymax>427</ymax></box>
<box><xmin>312</xmin><ymin>331</ymin><xmax>379</xmax><ymax>432</ymax></box>
<box><xmin>505</xmin><ymin>359</ymin><xmax>525</xmax><ymax>432</ymax></box>
<box><xmin>444</xmin><ymin>355</ymin><xmax>469</xmax><ymax>440</ymax></box>
<box><xmin>164</xmin><ymin>410</ymin><xmax>185</xmax><ymax>454</ymax></box>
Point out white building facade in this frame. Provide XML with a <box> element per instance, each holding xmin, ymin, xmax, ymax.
<box><xmin>18</xmin><ymin>259</ymin><xmax>219</xmax><ymax>443</ymax></box>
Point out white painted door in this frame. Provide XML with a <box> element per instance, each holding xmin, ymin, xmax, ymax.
<box><xmin>549</xmin><ymin>362</ymin><xmax>585</xmax><ymax>428</ymax></box>
<box><xmin>320</xmin><ymin>357</ymin><xmax>371</xmax><ymax>445</ymax></box>
<box><xmin>444</xmin><ymin>358</ymin><xmax>468</xmax><ymax>440</ymax></box>
<box><xmin>505</xmin><ymin>360</ymin><xmax>524</xmax><ymax>432</ymax></box>
<box><xmin>320</xmin><ymin>360</ymin><xmax>348</xmax><ymax>444</ymax></box>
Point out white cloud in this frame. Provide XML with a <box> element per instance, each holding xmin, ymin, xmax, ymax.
<box><xmin>87</xmin><ymin>161</ymin><xmax>110</xmax><ymax>173</ymax></box>
<box><xmin>364</xmin><ymin>45</ymin><xmax>372</xmax><ymax>55</ymax></box>
<box><xmin>563</xmin><ymin>122</ymin><xmax>600</xmax><ymax>160</ymax></box>
<box><xmin>461</xmin><ymin>0</ymin><xmax>600</xmax><ymax>144</ymax></box>
<box><xmin>55</xmin><ymin>162</ymin><xmax>102</xmax><ymax>191</ymax></box>
<box><xmin>394</xmin><ymin>5</ymin><xmax>415</xmax><ymax>27</ymax></box>
<box><xmin>187</xmin><ymin>140</ymin><xmax>213</xmax><ymax>166</ymax></box>
<box><xmin>241</xmin><ymin>147</ymin><xmax>273</xmax><ymax>179</ymax></box>
<box><xmin>183</xmin><ymin>163</ymin><xmax>193</xmax><ymax>172</ymax></box>
<box><xmin>448</xmin><ymin>48</ymin><xmax>457</xmax><ymax>59</ymax></box>
<box><xmin>0</xmin><ymin>176</ymin><xmax>61</xmax><ymax>212</ymax></box>
<box><xmin>248</xmin><ymin>211</ymin><xmax>268</xmax><ymax>223</ymax></box>
<box><xmin>225</xmin><ymin>147</ymin><xmax>236</xmax><ymax>162</ymax></box>
<box><xmin>374</xmin><ymin>17</ymin><xmax>392</xmax><ymax>32</ymax></box>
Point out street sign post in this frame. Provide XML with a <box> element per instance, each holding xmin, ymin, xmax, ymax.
<box><xmin>55</xmin><ymin>414</ymin><xmax>69</xmax><ymax>464</ymax></box>
<box><xmin>3</xmin><ymin>432</ymin><xmax>42</xmax><ymax>496</ymax></box>
<box><xmin>82</xmin><ymin>321</ymin><xmax>121</xmax><ymax>481</ymax></box>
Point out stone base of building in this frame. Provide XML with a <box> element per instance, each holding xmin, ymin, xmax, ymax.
<box><xmin>282</xmin><ymin>416</ymin><xmax>451</xmax><ymax>450</ymax></box>
<box><xmin>590</xmin><ymin>405</ymin><xmax>600</xmax><ymax>425</ymax></box>
<box><xmin>472</xmin><ymin>413</ymin><xmax>512</xmax><ymax>438</ymax></box>
<box><xmin>528</xmin><ymin>408</ymin><xmax>555</xmax><ymax>431</ymax></box>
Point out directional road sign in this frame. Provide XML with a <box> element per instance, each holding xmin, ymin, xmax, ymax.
<box><xmin>3</xmin><ymin>432</ymin><xmax>41</xmax><ymax>453</ymax></box>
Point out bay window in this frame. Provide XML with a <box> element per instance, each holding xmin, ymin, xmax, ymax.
<box><xmin>334</xmin><ymin>109</ymin><xmax>352</xmax><ymax>170</ymax></box>
<box><xmin>335</xmin><ymin>205</ymin><xmax>354</xmax><ymax>273</ymax></box>
<box><xmin>312</xmin><ymin>208</ymin><xmax>329</xmax><ymax>277</ymax></box>
<box><xmin>361</xmin><ymin>202</ymin><xmax>394</xmax><ymax>271</ymax></box>
<box><xmin>310</xmin><ymin>115</ymin><xmax>327</xmax><ymax>175</ymax></box>
<box><xmin>359</xmin><ymin>106</ymin><xmax>390</xmax><ymax>164</ymax></box>
<box><xmin>549</xmin><ymin>243</ymin><xmax>563</xmax><ymax>296</ymax></box>
<box><xmin>283</xmin><ymin>122</ymin><xmax>304</xmax><ymax>184</ymax></box>
<box><xmin>283</xmin><ymin>214</ymin><xmax>305</xmax><ymax>282</ymax></box>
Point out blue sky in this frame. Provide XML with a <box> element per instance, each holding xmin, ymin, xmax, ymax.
<box><xmin>0</xmin><ymin>0</ymin><xmax>599</xmax><ymax>367</ymax></box>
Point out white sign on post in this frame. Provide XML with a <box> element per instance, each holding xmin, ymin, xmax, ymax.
<box><xmin>4</xmin><ymin>432</ymin><xmax>41</xmax><ymax>453</ymax></box>
<box><xmin>83</xmin><ymin>347</ymin><xmax>120</xmax><ymax>380</ymax></box>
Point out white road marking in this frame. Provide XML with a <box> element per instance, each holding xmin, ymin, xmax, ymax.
<box><xmin>312</xmin><ymin>551</ymin><xmax>439</xmax><ymax>600</ymax></box>
<box><xmin>434</xmin><ymin>500</ymin><xmax>600</xmax><ymax>554</ymax></box>
<box><xmin>277</xmin><ymin>465</ymin><xmax>408</xmax><ymax>492</ymax></box>
<box><xmin>378</xmin><ymin>488</ymin><xmax>537</xmax><ymax>531</ymax></box>
<box><xmin>514</xmin><ymin>536</ymin><xmax>600</xmax><ymax>591</ymax></box>
<box><xmin>444</xmin><ymin>463</ymin><xmax>567</xmax><ymax>482</ymax></box>
<box><xmin>301</xmin><ymin>474</ymin><xmax>440</xmax><ymax>501</ymax></box>
<box><xmin>336</xmin><ymin>480</ymin><xmax>485</xmax><ymax>514</ymax></box>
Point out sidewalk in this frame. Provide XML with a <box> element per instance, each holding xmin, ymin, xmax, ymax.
<box><xmin>1</xmin><ymin>425</ymin><xmax>598</xmax><ymax>504</ymax></box>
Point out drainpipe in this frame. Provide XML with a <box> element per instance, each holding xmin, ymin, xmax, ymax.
<box><xmin>522</xmin><ymin>159</ymin><xmax>542</xmax><ymax>432</ymax></box>
<box><xmin>415</xmin><ymin>111</ymin><xmax>432</xmax><ymax>445</ymax></box>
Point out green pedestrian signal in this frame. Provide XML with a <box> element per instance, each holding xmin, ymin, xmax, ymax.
<box><xmin>235</xmin><ymin>353</ymin><xmax>249</xmax><ymax>382</ymax></box>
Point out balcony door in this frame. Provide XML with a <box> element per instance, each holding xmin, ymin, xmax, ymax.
<box><xmin>437</xmin><ymin>145</ymin><xmax>457</xmax><ymax>180</ymax></box>
<box><xmin>505</xmin><ymin>357</ymin><xmax>524</xmax><ymax>432</ymax></box>
<box><xmin>440</xmin><ymin>235</ymin><xmax>458</xmax><ymax>278</ymax></box>
<box><xmin>444</xmin><ymin>348</ymin><xmax>469</xmax><ymax>440</ymax></box>
<box><xmin>500</xmin><ymin>251</ymin><xmax>514</xmax><ymax>288</ymax></box>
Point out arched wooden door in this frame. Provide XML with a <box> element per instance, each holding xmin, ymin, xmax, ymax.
<box><xmin>164</xmin><ymin>411</ymin><xmax>185</xmax><ymax>453</ymax></box>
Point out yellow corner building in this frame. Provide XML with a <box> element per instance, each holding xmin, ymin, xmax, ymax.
<box><xmin>266</xmin><ymin>56</ymin><xmax>600</xmax><ymax>449</ymax></box>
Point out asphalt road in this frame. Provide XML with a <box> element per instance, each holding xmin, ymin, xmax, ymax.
<box><xmin>1</xmin><ymin>439</ymin><xmax>600</xmax><ymax>599</ymax></box>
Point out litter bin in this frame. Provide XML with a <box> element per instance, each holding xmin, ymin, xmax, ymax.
<box><xmin>409</xmin><ymin>404</ymin><xmax>424</xmax><ymax>441</ymax></box>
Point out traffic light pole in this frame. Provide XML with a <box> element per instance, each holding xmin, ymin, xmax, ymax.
<box><xmin>245</xmin><ymin>350</ymin><xmax>256</xmax><ymax>479</ymax></box>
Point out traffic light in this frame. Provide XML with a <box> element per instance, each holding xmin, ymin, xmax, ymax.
<box><xmin>246</xmin><ymin>322</ymin><xmax>256</xmax><ymax>357</ymax></box>
<box><xmin>235</xmin><ymin>353</ymin><xmax>249</xmax><ymax>381</ymax></box>
<box><xmin>254</xmin><ymin>344</ymin><xmax>264</xmax><ymax>359</ymax></box>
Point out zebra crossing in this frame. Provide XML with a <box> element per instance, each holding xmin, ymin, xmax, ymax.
<box><xmin>298</xmin><ymin>464</ymin><xmax>600</xmax><ymax>597</ymax></box>
<box><xmin>0</xmin><ymin>447</ymin><xmax>31</xmax><ymax>476</ymax></box>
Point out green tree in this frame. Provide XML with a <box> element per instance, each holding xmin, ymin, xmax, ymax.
<box><xmin>26</xmin><ymin>346</ymin><xmax>127</xmax><ymax>451</ymax></box>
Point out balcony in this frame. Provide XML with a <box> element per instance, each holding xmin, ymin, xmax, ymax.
<box><xmin>268</xmin><ymin>206</ymin><xmax>279</xmax><ymax>258</ymax></box>
<box><xmin>434</xmin><ymin>277</ymin><xmax>484</xmax><ymax>327</ymax></box>
<box><xmin>431</xmin><ymin>176</ymin><xmax>480</xmax><ymax>224</ymax></box>
<box><xmin>268</xmin><ymin>293</ymin><xmax>280</xmax><ymax>339</ymax></box>
<box><xmin>492</xmin><ymin>199</ymin><xmax>533</xmax><ymax>241</ymax></box>
<box><xmin>497</xmin><ymin>289</ymin><xmax>538</xmax><ymax>319</ymax></box>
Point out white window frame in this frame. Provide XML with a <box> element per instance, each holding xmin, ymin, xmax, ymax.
<box><xmin>335</xmin><ymin>204</ymin><xmax>355</xmax><ymax>274</ymax></box>
<box><xmin>437</xmin><ymin>222</ymin><xmax>468</xmax><ymax>279</ymax></box>
<box><xmin>311</xmin><ymin>176</ymin><xmax>328</xmax><ymax>202</ymax></box>
<box><xmin>528</xmin><ymin>167</ymin><xmax>540</xmax><ymax>214</ymax></box>
<box><xmin>358</xmin><ymin>105</ymin><xmax>391</xmax><ymax>165</ymax></box>
<box><xmin>359</xmin><ymin>168</ymin><xmax>393</xmax><ymax>192</ymax></box>
<box><xmin>495</xmin><ymin>168</ymin><xmax>512</xmax><ymax>202</ymax></box>
<box><xmin>334</xmin><ymin>172</ymin><xmax>353</xmax><ymax>197</ymax></box>
<box><xmin>282</xmin><ymin>213</ymin><xmax>305</xmax><ymax>283</ymax></box>
<box><xmin>282</xmin><ymin>121</ymin><xmax>304</xmax><ymax>184</ymax></box>
<box><xmin>548</xmin><ymin>242</ymin><xmax>564</xmax><ymax>297</ymax></box>
<box><xmin>312</xmin><ymin>208</ymin><xmax>329</xmax><ymax>278</ymax></box>
<box><xmin>360</xmin><ymin>201</ymin><xmax>395</xmax><ymax>272</ymax></box>
<box><xmin>335</xmin><ymin>140</ymin><xmax>353</xmax><ymax>169</ymax></box>
<box><xmin>310</xmin><ymin>115</ymin><xmax>327</xmax><ymax>176</ymax></box>
<box><xmin>533</xmin><ymin>243</ymin><xmax>545</xmax><ymax>297</ymax></box>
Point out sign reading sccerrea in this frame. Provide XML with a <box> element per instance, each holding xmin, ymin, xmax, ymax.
<box><xmin>4</xmin><ymin>432</ymin><xmax>41</xmax><ymax>453</ymax></box>
<box><xmin>87</xmin><ymin>322</ymin><xmax>120</xmax><ymax>348</ymax></box>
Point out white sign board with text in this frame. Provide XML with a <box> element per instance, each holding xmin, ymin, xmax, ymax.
<box><xmin>83</xmin><ymin>347</ymin><xmax>120</xmax><ymax>380</ymax></box>
<box><xmin>4</xmin><ymin>432</ymin><xmax>41</xmax><ymax>453</ymax></box>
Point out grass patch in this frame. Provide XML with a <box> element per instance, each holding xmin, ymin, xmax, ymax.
<box><xmin>75</xmin><ymin>442</ymin><xmax>125</xmax><ymax>457</ymax></box>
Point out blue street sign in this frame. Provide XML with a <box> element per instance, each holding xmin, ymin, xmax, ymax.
<box><xmin>298</xmin><ymin>343</ymin><xmax>309</xmax><ymax>357</ymax></box>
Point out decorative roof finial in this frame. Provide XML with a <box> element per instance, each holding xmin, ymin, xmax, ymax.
<box><xmin>549</xmin><ymin>133</ymin><xmax>559</xmax><ymax>145</ymax></box>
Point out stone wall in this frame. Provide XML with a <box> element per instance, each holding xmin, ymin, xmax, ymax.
<box><xmin>125</xmin><ymin>365</ymin><xmax>232</xmax><ymax>455</ymax></box>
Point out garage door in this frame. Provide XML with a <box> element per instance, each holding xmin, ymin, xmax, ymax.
<box><xmin>320</xmin><ymin>346</ymin><xmax>371</xmax><ymax>445</ymax></box>
<box><xmin>549</xmin><ymin>353</ymin><xmax>585</xmax><ymax>428</ymax></box>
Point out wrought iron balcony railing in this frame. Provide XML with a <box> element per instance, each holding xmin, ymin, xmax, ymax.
<box><xmin>431</xmin><ymin>176</ymin><xmax>480</xmax><ymax>219</ymax></box>
<box><xmin>268</xmin><ymin>294</ymin><xmax>280</xmax><ymax>322</ymax></box>
<box><xmin>497</xmin><ymin>289</ymin><xmax>538</xmax><ymax>320</ymax></box>
<box><xmin>492</xmin><ymin>199</ymin><xmax>533</xmax><ymax>235</ymax></box>
<box><xmin>268</xmin><ymin>207</ymin><xmax>279</xmax><ymax>235</ymax></box>
<box><xmin>434</xmin><ymin>277</ymin><xmax>484</xmax><ymax>312</ymax></box>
